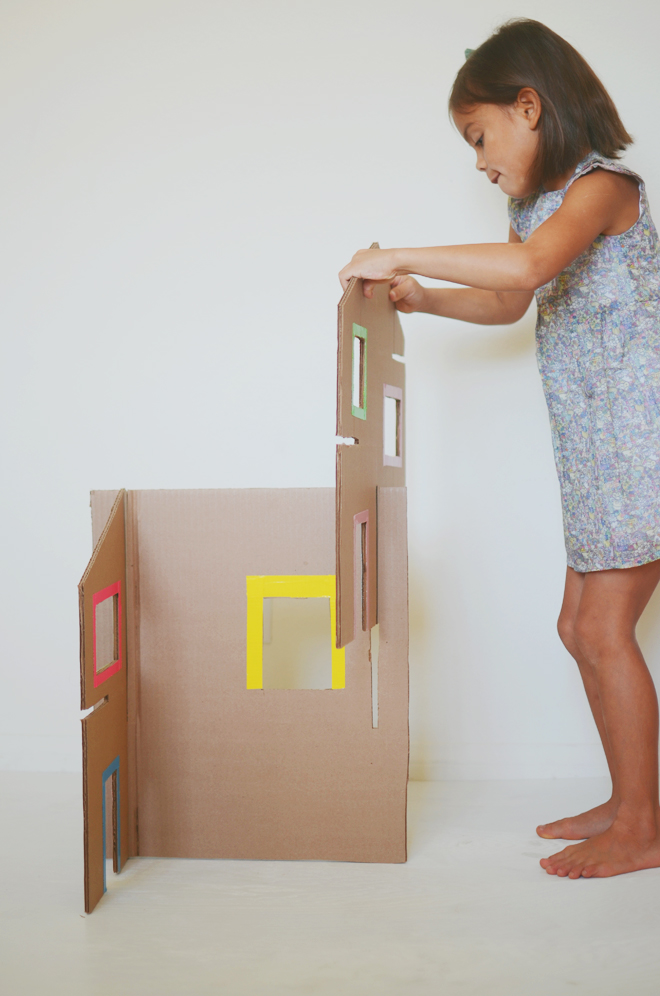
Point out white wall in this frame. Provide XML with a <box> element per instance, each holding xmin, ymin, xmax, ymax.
<box><xmin>2</xmin><ymin>0</ymin><xmax>659</xmax><ymax>777</ymax></box>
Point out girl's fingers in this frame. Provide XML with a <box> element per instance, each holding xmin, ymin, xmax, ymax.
<box><xmin>339</xmin><ymin>248</ymin><xmax>398</xmax><ymax>289</ymax></box>
<box><xmin>389</xmin><ymin>276</ymin><xmax>415</xmax><ymax>300</ymax></box>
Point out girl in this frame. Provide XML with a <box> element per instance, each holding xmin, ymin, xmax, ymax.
<box><xmin>339</xmin><ymin>18</ymin><xmax>660</xmax><ymax>879</ymax></box>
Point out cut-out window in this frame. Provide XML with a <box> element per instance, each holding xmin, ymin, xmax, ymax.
<box><xmin>246</xmin><ymin>576</ymin><xmax>345</xmax><ymax>689</ymax></box>
<box><xmin>351</xmin><ymin>324</ymin><xmax>367</xmax><ymax>420</ymax></box>
<box><xmin>101</xmin><ymin>756</ymin><xmax>120</xmax><ymax>893</ymax></box>
<box><xmin>262</xmin><ymin>597</ymin><xmax>332</xmax><ymax>689</ymax></box>
<box><xmin>359</xmin><ymin>521</ymin><xmax>367</xmax><ymax>631</ymax></box>
<box><xmin>383</xmin><ymin>384</ymin><xmax>403</xmax><ymax>468</ymax></box>
<box><xmin>95</xmin><ymin>595</ymin><xmax>118</xmax><ymax>671</ymax></box>
<box><xmin>353</xmin><ymin>510</ymin><xmax>369</xmax><ymax>634</ymax></box>
<box><xmin>93</xmin><ymin>581</ymin><xmax>122</xmax><ymax>687</ymax></box>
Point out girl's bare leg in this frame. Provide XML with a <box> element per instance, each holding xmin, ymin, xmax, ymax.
<box><xmin>541</xmin><ymin>559</ymin><xmax>660</xmax><ymax>878</ymax></box>
<box><xmin>537</xmin><ymin>567</ymin><xmax>620</xmax><ymax>839</ymax></box>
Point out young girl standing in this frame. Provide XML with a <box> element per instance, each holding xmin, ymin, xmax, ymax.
<box><xmin>340</xmin><ymin>18</ymin><xmax>660</xmax><ymax>879</ymax></box>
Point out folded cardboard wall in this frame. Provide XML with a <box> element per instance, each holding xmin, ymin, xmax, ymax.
<box><xmin>88</xmin><ymin>487</ymin><xmax>408</xmax><ymax>869</ymax></box>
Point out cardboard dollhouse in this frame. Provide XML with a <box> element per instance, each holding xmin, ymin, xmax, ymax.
<box><xmin>79</xmin><ymin>267</ymin><xmax>409</xmax><ymax>913</ymax></box>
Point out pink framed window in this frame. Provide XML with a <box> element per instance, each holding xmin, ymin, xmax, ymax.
<box><xmin>93</xmin><ymin>581</ymin><xmax>122</xmax><ymax>687</ymax></box>
<box><xmin>383</xmin><ymin>384</ymin><xmax>403</xmax><ymax>468</ymax></box>
<box><xmin>353</xmin><ymin>510</ymin><xmax>369</xmax><ymax>634</ymax></box>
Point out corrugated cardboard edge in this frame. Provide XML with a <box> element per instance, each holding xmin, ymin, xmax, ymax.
<box><xmin>125</xmin><ymin>491</ymin><xmax>140</xmax><ymax>857</ymax></box>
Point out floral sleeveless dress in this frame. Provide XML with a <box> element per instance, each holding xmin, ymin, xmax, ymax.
<box><xmin>509</xmin><ymin>151</ymin><xmax>660</xmax><ymax>572</ymax></box>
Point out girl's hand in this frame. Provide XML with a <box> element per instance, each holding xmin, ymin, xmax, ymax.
<box><xmin>388</xmin><ymin>275</ymin><xmax>426</xmax><ymax>313</ymax></box>
<box><xmin>338</xmin><ymin>247</ymin><xmax>400</xmax><ymax>292</ymax></box>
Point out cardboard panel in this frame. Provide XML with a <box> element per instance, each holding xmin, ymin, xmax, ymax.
<box><xmin>80</xmin><ymin>491</ymin><xmax>129</xmax><ymax>913</ymax></box>
<box><xmin>336</xmin><ymin>262</ymin><xmax>405</xmax><ymax>647</ymax></box>
<box><xmin>91</xmin><ymin>487</ymin><xmax>408</xmax><ymax>864</ymax></box>
<box><xmin>90</xmin><ymin>489</ymin><xmax>140</xmax><ymax>857</ymax></box>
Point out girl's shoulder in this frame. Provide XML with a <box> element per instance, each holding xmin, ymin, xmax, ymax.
<box><xmin>509</xmin><ymin>151</ymin><xmax>646</xmax><ymax>241</ymax></box>
<box><xmin>566</xmin><ymin>150</ymin><xmax>643</xmax><ymax>191</ymax></box>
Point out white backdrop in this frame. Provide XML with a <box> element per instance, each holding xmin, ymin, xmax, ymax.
<box><xmin>2</xmin><ymin>0</ymin><xmax>660</xmax><ymax>777</ymax></box>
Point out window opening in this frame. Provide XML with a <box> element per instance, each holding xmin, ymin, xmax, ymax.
<box><xmin>353</xmin><ymin>510</ymin><xmax>369</xmax><ymax>635</ymax></box>
<box><xmin>383</xmin><ymin>384</ymin><xmax>403</xmax><ymax>468</ymax></box>
<box><xmin>262</xmin><ymin>597</ymin><xmax>332</xmax><ymax>689</ymax></box>
<box><xmin>246</xmin><ymin>576</ymin><xmax>345</xmax><ymax>689</ymax></box>
<box><xmin>360</xmin><ymin>521</ymin><xmax>368</xmax><ymax>631</ymax></box>
<box><xmin>93</xmin><ymin>581</ymin><xmax>122</xmax><ymax>687</ymax></box>
<box><xmin>101</xmin><ymin>757</ymin><xmax>120</xmax><ymax>893</ymax></box>
<box><xmin>95</xmin><ymin>594</ymin><xmax>118</xmax><ymax>672</ymax></box>
<box><xmin>351</xmin><ymin>324</ymin><xmax>367</xmax><ymax>419</ymax></box>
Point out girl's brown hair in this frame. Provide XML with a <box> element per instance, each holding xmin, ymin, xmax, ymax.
<box><xmin>449</xmin><ymin>19</ymin><xmax>632</xmax><ymax>186</ymax></box>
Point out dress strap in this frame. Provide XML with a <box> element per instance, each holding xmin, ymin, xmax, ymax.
<box><xmin>565</xmin><ymin>151</ymin><xmax>643</xmax><ymax>192</ymax></box>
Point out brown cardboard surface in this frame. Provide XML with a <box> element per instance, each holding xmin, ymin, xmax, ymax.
<box><xmin>91</xmin><ymin>487</ymin><xmax>408</xmax><ymax>864</ymax></box>
<box><xmin>90</xmin><ymin>489</ymin><xmax>139</xmax><ymax>857</ymax></box>
<box><xmin>336</xmin><ymin>267</ymin><xmax>405</xmax><ymax>647</ymax></box>
<box><xmin>80</xmin><ymin>491</ymin><xmax>129</xmax><ymax>913</ymax></box>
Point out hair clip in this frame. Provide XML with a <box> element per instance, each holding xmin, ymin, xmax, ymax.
<box><xmin>464</xmin><ymin>48</ymin><xmax>474</xmax><ymax>59</ymax></box>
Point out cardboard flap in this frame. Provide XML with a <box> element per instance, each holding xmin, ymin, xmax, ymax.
<box><xmin>335</xmin><ymin>254</ymin><xmax>406</xmax><ymax>648</ymax></box>
<box><xmin>80</xmin><ymin>490</ymin><xmax>130</xmax><ymax>913</ymax></box>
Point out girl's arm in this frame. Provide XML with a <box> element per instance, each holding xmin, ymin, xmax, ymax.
<box><xmin>389</xmin><ymin>227</ymin><xmax>533</xmax><ymax>325</ymax></box>
<box><xmin>339</xmin><ymin>169</ymin><xmax>639</xmax><ymax>295</ymax></box>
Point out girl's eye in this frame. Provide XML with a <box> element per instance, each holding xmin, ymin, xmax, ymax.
<box><xmin>475</xmin><ymin>137</ymin><xmax>483</xmax><ymax>147</ymax></box>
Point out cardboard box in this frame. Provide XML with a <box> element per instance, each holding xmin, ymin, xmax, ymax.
<box><xmin>80</xmin><ymin>274</ymin><xmax>409</xmax><ymax>913</ymax></box>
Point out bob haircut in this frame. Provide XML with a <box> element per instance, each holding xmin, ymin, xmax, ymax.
<box><xmin>449</xmin><ymin>19</ymin><xmax>633</xmax><ymax>187</ymax></box>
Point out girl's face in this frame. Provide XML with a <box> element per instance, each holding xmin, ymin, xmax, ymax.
<box><xmin>452</xmin><ymin>90</ymin><xmax>542</xmax><ymax>198</ymax></box>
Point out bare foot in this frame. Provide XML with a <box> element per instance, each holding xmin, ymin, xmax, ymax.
<box><xmin>540</xmin><ymin>819</ymin><xmax>660</xmax><ymax>878</ymax></box>
<box><xmin>536</xmin><ymin>799</ymin><xmax>619</xmax><ymax>840</ymax></box>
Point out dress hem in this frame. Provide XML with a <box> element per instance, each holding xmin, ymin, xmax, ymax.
<box><xmin>567</xmin><ymin>552</ymin><xmax>660</xmax><ymax>573</ymax></box>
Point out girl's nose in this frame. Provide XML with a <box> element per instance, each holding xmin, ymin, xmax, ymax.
<box><xmin>475</xmin><ymin>153</ymin><xmax>487</xmax><ymax>172</ymax></box>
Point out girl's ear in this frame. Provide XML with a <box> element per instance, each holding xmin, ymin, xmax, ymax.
<box><xmin>516</xmin><ymin>88</ymin><xmax>542</xmax><ymax>130</ymax></box>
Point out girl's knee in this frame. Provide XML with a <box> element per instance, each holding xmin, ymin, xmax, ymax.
<box><xmin>573</xmin><ymin>617</ymin><xmax>617</xmax><ymax>664</ymax></box>
<box><xmin>557</xmin><ymin>615</ymin><xmax>580</xmax><ymax>658</ymax></box>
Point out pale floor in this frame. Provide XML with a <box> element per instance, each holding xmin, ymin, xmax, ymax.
<box><xmin>2</xmin><ymin>774</ymin><xmax>660</xmax><ymax>995</ymax></box>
